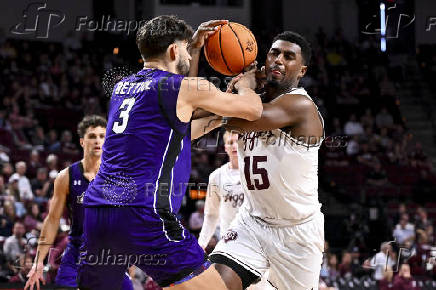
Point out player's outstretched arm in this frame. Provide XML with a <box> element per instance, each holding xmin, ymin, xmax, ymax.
<box><xmin>178</xmin><ymin>71</ymin><xmax>262</xmax><ymax>122</ymax></box>
<box><xmin>223</xmin><ymin>93</ymin><xmax>315</xmax><ymax>133</ymax></box>
<box><xmin>25</xmin><ymin>168</ymin><xmax>68</xmax><ymax>290</ymax></box>
<box><xmin>188</xmin><ymin>20</ymin><xmax>228</xmax><ymax>77</ymax></box>
<box><xmin>198</xmin><ymin>174</ymin><xmax>221</xmax><ymax>249</ymax></box>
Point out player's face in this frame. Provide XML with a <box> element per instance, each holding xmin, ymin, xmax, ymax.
<box><xmin>265</xmin><ymin>40</ymin><xmax>307</xmax><ymax>88</ymax></box>
<box><xmin>176</xmin><ymin>40</ymin><xmax>191</xmax><ymax>76</ymax></box>
<box><xmin>80</xmin><ymin>126</ymin><xmax>106</xmax><ymax>157</ymax></box>
<box><xmin>224</xmin><ymin>133</ymin><xmax>239</xmax><ymax>159</ymax></box>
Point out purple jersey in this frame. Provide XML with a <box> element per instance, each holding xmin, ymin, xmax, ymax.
<box><xmin>84</xmin><ymin>69</ymin><xmax>191</xmax><ymax>239</ymax></box>
<box><xmin>67</xmin><ymin>161</ymin><xmax>88</xmax><ymax>247</ymax></box>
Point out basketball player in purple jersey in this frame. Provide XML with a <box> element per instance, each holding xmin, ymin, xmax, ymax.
<box><xmin>25</xmin><ymin>116</ymin><xmax>133</xmax><ymax>290</ymax></box>
<box><xmin>77</xmin><ymin>15</ymin><xmax>262</xmax><ymax>289</ymax></box>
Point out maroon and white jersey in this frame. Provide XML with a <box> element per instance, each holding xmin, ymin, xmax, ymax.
<box><xmin>238</xmin><ymin>88</ymin><xmax>324</xmax><ymax>225</ymax></box>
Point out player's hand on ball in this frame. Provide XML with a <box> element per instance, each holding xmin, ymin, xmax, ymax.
<box><xmin>25</xmin><ymin>262</ymin><xmax>45</xmax><ymax>290</ymax></box>
<box><xmin>190</xmin><ymin>20</ymin><xmax>229</xmax><ymax>50</ymax></box>
<box><xmin>226</xmin><ymin>74</ymin><xmax>243</xmax><ymax>93</ymax></box>
<box><xmin>244</xmin><ymin>61</ymin><xmax>258</xmax><ymax>72</ymax></box>
<box><xmin>255</xmin><ymin>66</ymin><xmax>267</xmax><ymax>90</ymax></box>
<box><xmin>234</xmin><ymin>68</ymin><xmax>257</xmax><ymax>91</ymax></box>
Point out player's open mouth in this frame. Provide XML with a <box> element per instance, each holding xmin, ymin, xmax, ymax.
<box><xmin>271</xmin><ymin>69</ymin><xmax>282</xmax><ymax>76</ymax></box>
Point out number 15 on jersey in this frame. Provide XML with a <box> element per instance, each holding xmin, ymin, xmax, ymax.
<box><xmin>244</xmin><ymin>155</ymin><xmax>270</xmax><ymax>190</ymax></box>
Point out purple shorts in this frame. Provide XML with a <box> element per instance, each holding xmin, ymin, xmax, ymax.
<box><xmin>77</xmin><ymin>207</ymin><xmax>206</xmax><ymax>289</ymax></box>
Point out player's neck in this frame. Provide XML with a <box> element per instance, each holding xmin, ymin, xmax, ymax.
<box><xmin>264</xmin><ymin>83</ymin><xmax>298</xmax><ymax>102</ymax></box>
<box><xmin>229</xmin><ymin>160</ymin><xmax>238</xmax><ymax>170</ymax></box>
<box><xmin>143</xmin><ymin>61</ymin><xmax>176</xmax><ymax>74</ymax></box>
<box><xmin>82</xmin><ymin>156</ymin><xmax>100</xmax><ymax>175</ymax></box>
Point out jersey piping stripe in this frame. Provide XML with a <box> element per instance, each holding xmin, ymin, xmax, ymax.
<box><xmin>171</xmin><ymin>137</ymin><xmax>186</xmax><ymax>239</ymax></box>
<box><xmin>153</xmin><ymin>129</ymin><xmax>186</xmax><ymax>242</ymax></box>
<box><xmin>153</xmin><ymin>129</ymin><xmax>173</xmax><ymax>241</ymax></box>
<box><xmin>154</xmin><ymin>72</ymin><xmax>187</xmax><ymax>242</ymax></box>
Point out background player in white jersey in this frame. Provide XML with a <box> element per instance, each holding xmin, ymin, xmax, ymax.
<box><xmin>198</xmin><ymin>131</ymin><xmax>243</xmax><ymax>249</ymax></box>
<box><xmin>209</xmin><ymin>31</ymin><xmax>325</xmax><ymax>290</ymax></box>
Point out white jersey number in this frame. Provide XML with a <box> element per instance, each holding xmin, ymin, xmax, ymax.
<box><xmin>243</xmin><ymin>156</ymin><xmax>270</xmax><ymax>190</ymax></box>
<box><xmin>112</xmin><ymin>98</ymin><xmax>135</xmax><ymax>134</ymax></box>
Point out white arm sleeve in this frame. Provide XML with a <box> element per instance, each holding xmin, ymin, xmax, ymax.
<box><xmin>198</xmin><ymin>170</ymin><xmax>221</xmax><ymax>249</ymax></box>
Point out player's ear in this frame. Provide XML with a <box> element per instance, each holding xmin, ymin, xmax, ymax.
<box><xmin>80</xmin><ymin>138</ymin><xmax>84</xmax><ymax>148</ymax></box>
<box><xmin>168</xmin><ymin>43</ymin><xmax>177</xmax><ymax>61</ymax></box>
<box><xmin>298</xmin><ymin>65</ymin><xmax>307</xmax><ymax>79</ymax></box>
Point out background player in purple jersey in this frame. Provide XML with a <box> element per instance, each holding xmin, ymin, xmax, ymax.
<box><xmin>25</xmin><ymin>116</ymin><xmax>133</xmax><ymax>290</ymax></box>
<box><xmin>77</xmin><ymin>15</ymin><xmax>262</xmax><ymax>290</ymax></box>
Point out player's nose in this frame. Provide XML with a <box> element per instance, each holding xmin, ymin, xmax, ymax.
<box><xmin>275</xmin><ymin>54</ymin><xmax>284</xmax><ymax>65</ymax></box>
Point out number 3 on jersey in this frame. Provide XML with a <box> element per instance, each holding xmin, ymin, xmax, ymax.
<box><xmin>112</xmin><ymin>98</ymin><xmax>135</xmax><ymax>134</ymax></box>
<box><xmin>244</xmin><ymin>156</ymin><xmax>270</xmax><ymax>190</ymax></box>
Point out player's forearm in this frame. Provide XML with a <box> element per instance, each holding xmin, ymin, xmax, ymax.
<box><xmin>34</xmin><ymin>215</ymin><xmax>60</xmax><ymax>264</ymax></box>
<box><xmin>198</xmin><ymin>214</ymin><xmax>219</xmax><ymax>248</ymax></box>
<box><xmin>188</xmin><ymin>48</ymin><xmax>201</xmax><ymax>77</ymax></box>
<box><xmin>191</xmin><ymin>115</ymin><xmax>222</xmax><ymax>140</ymax></box>
<box><xmin>235</xmin><ymin>88</ymin><xmax>263</xmax><ymax>121</ymax></box>
<box><xmin>223</xmin><ymin>116</ymin><xmax>268</xmax><ymax>133</ymax></box>
<box><xmin>223</xmin><ymin>101</ymin><xmax>293</xmax><ymax>133</ymax></box>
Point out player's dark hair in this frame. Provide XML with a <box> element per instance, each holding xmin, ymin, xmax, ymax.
<box><xmin>272</xmin><ymin>31</ymin><xmax>312</xmax><ymax>65</ymax></box>
<box><xmin>77</xmin><ymin>115</ymin><xmax>107</xmax><ymax>138</ymax></box>
<box><xmin>136</xmin><ymin>15</ymin><xmax>194</xmax><ymax>59</ymax></box>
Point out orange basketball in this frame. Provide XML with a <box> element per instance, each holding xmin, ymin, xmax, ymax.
<box><xmin>204</xmin><ymin>22</ymin><xmax>257</xmax><ymax>76</ymax></box>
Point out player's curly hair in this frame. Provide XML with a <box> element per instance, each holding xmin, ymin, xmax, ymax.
<box><xmin>77</xmin><ymin>115</ymin><xmax>107</xmax><ymax>138</ymax></box>
<box><xmin>136</xmin><ymin>15</ymin><xmax>194</xmax><ymax>59</ymax></box>
<box><xmin>273</xmin><ymin>31</ymin><xmax>312</xmax><ymax>65</ymax></box>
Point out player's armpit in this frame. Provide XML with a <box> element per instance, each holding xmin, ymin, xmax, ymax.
<box><xmin>191</xmin><ymin>108</ymin><xmax>215</xmax><ymax>120</ymax></box>
<box><xmin>224</xmin><ymin>94</ymin><xmax>313</xmax><ymax>133</ymax></box>
<box><xmin>178</xmin><ymin>78</ymin><xmax>263</xmax><ymax>121</ymax></box>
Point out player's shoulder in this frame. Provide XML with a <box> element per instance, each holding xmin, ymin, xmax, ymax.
<box><xmin>54</xmin><ymin>167</ymin><xmax>70</xmax><ymax>190</ymax></box>
<box><xmin>282</xmin><ymin>88</ymin><xmax>312</xmax><ymax>102</ymax></box>
<box><xmin>278</xmin><ymin>89</ymin><xmax>315</xmax><ymax>111</ymax></box>
<box><xmin>288</xmin><ymin>87</ymin><xmax>310</xmax><ymax>97</ymax></box>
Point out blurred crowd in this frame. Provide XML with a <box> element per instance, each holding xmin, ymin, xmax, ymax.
<box><xmin>319</xmin><ymin>203</ymin><xmax>436</xmax><ymax>289</ymax></box>
<box><xmin>0</xmin><ymin>25</ymin><xmax>435</xmax><ymax>289</ymax></box>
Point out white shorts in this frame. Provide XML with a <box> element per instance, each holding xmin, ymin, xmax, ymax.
<box><xmin>210</xmin><ymin>210</ymin><xmax>324</xmax><ymax>290</ymax></box>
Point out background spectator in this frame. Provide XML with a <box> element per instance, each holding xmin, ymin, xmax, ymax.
<box><xmin>12</xmin><ymin>161</ymin><xmax>33</xmax><ymax>201</ymax></box>
<box><xmin>189</xmin><ymin>200</ymin><xmax>205</xmax><ymax>238</ymax></box>
<box><xmin>3</xmin><ymin>221</ymin><xmax>26</xmax><ymax>264</ymax></box>
<box><xmin>393</xmin><ymin>214</ymin><xmax>415</xmax><ymax>247</ymax></box>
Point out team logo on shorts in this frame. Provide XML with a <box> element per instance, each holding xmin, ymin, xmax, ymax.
<box><xmin>77</xmin><ymin>192</ymin><xmax>84</xmax><ymax>204</ymax></box>
<box><xmin>223</xmin><ymin>230</ymin><xmax>238</xmax><ymax>243</ymax></box>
